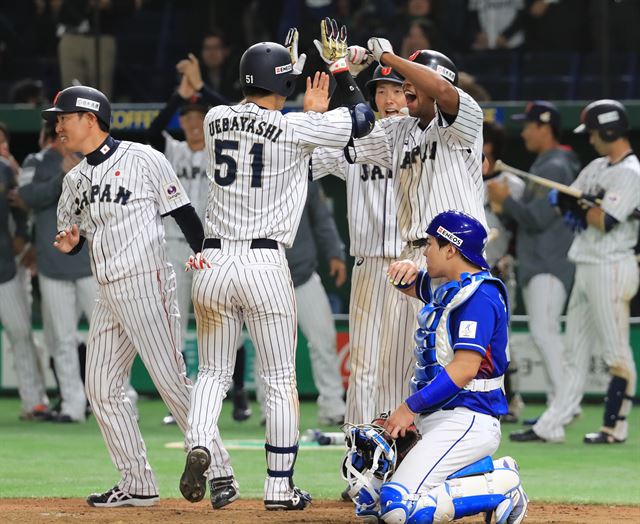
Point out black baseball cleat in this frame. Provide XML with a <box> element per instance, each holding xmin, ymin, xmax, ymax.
<box><xmin>232</xmin><ymin>389</ymin><xmax>252</xmax><ymax>422</ymax></box>
<box><xmin>210</xmin><ymin>476</ymin><xmax>240</xmax><ymax>509</ymax></box>
<box><xmin>179</xmin><ymin>447</ymin><xmax>211</xmax><ymax>502</ymax></box>
<box><xmin>264</xmin><ymin>486</ymin><xmax>312</xmax><ymax>510</ymax></box>
<box><xmin>509</xmin><ymin>429</ymin><xmax>546</xmax><ymax>442</ymax></box>
<box><xmin>341</xmin><ymin>487</ymin><xmax>352</xmax><ymax>502</ymax></box>
<box><xmin>86</xmin><ymin>486</ymin><xmax>159</xmax><ymax>507</ymax></box>
<box><xmin>584</xmin><ymin>431</ymin><xmax>625</xmax><ymax>444</ymax></box>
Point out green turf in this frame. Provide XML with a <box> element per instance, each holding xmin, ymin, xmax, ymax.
<box><xmin>0</xmin><ymin>397</ymin><xmax>638</xmax><ymax>504</ymax></box>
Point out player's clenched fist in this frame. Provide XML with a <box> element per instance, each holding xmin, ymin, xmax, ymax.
<box><xmin>367</xmin><ymin>37</ymin><xmax>394</xmax><ymax>63</ymax></box>
<box><xmin>185</xmin><ymin>252</ymin><xmax>212</xmax><ymax>271</ymax></box>
<box><xmin>53</xmin><ymin>223</ymin><xmax>80</xmax><ymax>253</ymax></box>
<box><xmin>387</xmin><ymin>259</ymin><xmax>419</xmax><ymax>289</ymax></box>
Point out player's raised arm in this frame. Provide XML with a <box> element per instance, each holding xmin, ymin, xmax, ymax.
<box><xmin>367</xmin><ymin>38</ymin><xmax>459</xmax><ymax>116</ymax></box>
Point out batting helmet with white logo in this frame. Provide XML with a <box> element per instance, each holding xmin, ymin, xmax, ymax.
<box><xmin>408</xmin><ymin>49</ymin><xmax>458</xmax><ymax>86</ymax></box>
<box><xmin>41</xmin><ymin>85</ymin><xmax>111</xmax><ymax>128</ymax></box>
<box><xmin>573</xmin><ymin>99</ymin><xmax>629</xmax><ymax>142</ymax></box>
<box><xmin>426</xmin><ymin>210</ymin><xmax>489</xmax><ymax>269</ymax></box>
<box><xmin>239</xmin><ymin>42</ymin><xmax>300</xmax><ymax>98</ymax></box>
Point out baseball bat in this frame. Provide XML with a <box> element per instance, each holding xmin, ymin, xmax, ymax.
<box><xmin>494</xmin><ymin>160</ymin><xmax>640</xmax><ymax>219</ymax></box>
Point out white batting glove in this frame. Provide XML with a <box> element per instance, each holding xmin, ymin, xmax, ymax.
<box><xmin>185</xmin><ymin>252</ymin><xmax>212</xmax><ymax>271</ymax></box>
<box><xmin>367</xmin><ymin>37</ymin><xmax>394</xmax><ymax>63</ymax></box>
<box><xmin>284</xmin><ymin>27</ymin><xmax>307</xmax><ymax>75</ymax></box>
<box><xmin>347</xmin><ymin>45</ymin><xmax>374</xmax><ymax>77</ymax></box>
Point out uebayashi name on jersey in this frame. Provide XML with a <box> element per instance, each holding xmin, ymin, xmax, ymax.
<box><xmin>207</xmin><ymin>116</ymin><xmax>284</xmax><ymax>143</ymax></box>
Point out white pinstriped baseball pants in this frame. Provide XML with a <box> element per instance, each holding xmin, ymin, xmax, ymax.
<box><xmin>345</xmin><ymin>255</ymin><xmax>417</xmax><ymax>425</ymax></box>
<box><xmin>39</xmin><ymin>274</ymin><xmax>96</xmax><ymax>420</ymax></box>
<box><xmin>295</xmin><ymin>272</ymin><xmax>345</xmax><ymax>420</ymax></box>
<box><xmin>533</xmin><ymin>257</ymin><xmax>639</xmax><ymax>442</ymax></box>
<box><xmin>0</xmin><ymin>274</ymin><xmax>47</xmax><ymax>413</ymax></box>
<box><xmin>86</xmin><ymin>268</ymin><xmax>192</xmax><ymax>496</ymax></box>
<box><xmin>188</xmin><ymin>240</ymin><xmax>300</xmax><ymax>501</ymax></box>
<box><xmin>522</xmin><ymin>273</ymin><xmax>568</xmax><ymax>404</ymax></box>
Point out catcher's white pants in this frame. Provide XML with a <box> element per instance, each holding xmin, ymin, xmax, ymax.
<box><xmin>391</xmin><ymin>408</ymin><xmax>501</xmax><ymax>492</ymax></box>
<box><xmin>0</xmin><ymin>274</ymin><xmax>47</xmax><ymax>412</ymax></box>
<box><xmin>534</xmin><ymin>257</ymin><xmax>639</xmax><ymax>442</ymax></box>
<box><xmin>86</xmin><ymin>268</ymin><xmax>192</xmax><ymax>496</ymax></box>
<box><xmin>346</xmin><ymin>255</ymin><xmax>416</xmax><ymax>425</ymax></box>
<box><xmin>39</xmin><ymin>273</ymin><xmax>96</xmax><ymax>420</ymax></box>
<box><xmin>188</xmin><ymin>241</ymin><xmax>300</xmax><ymax>501</ymax></box>
<box><xmin>295</xmin><ymin>272</ymin><xmax>345</xmax><ymax>420</ymax></box>
<box><xmin>522</xmin><ymin>273</ymin><xmax>567</xmax><ymax>404</ymax></box>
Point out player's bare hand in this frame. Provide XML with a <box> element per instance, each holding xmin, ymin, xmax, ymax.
<box><xmin>329</xmin><ymin>257</ymin><xmax>347</xmax><ymax>287</ymax></box>
<box><xmin>388</xmin><ymin>259</ymin><xmax>419</xmax><ymax>288</ymax></box>
<box><xmin>177</xmin><ymin>73</ymin><xmax>196</xmax><ymax>100</ymax></box>
<box><xmin>53</xmin><ymin>224</ymin><xmax>80</xmax><ymax>253</ymax></box>
<box><xmin>285</xmin><ymin>27</ymin><xmax>307</xmax><ymax>75</ymax></box>
<box><xmin>383</xmin><ymin>403</ymin><xmax>416</xmax><ymax>439</ymax></box>
<box><xmin>367</xmin><ymin>37</ymin><xmax>394</xmax><ymax>64</ymax></box>
<box><xmin>313</xmin><ymin>17</ymin><xmax>347</xmax><ymax>68</ymax></box>
<box><xmin>177</xmin><ymin>54</ymin><xmax>204</xmax><ymax>91</ymax></box>
<box><xmin>303</xmin><ymin>72</ymin><xmax>330</xmax><ymax>113</ymax></box>
<box><xmin>185</xmin><ymin>252</ymin><xmax>212</xmax><ymax>271</ymax></box>
<box><xmin>347</xmin><ymin>45</ymin><xmax>374</xmax><ymax>77</ymax></box>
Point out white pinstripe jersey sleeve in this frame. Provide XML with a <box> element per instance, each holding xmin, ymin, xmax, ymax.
<box><xmin>311</xmin><ymin>147</ymin><xmax>348</xmax><ymax>181</ymax></box>
<box><xmin>57</xmin><ymin>166</ymin><xmax>83</xmax><ymax>234</ymax></box>
<box><xmin>348</xmin><ymin>116</ymin><xmax>400</xmax><ymax>170</ymax></box>
<box><xmin>285</xmin><ymin>107</ymin><xmax>353</xmax><ymax>150</ymax></box>
<box><xmin>144</xmin><ymin>146</ymin><xmax>191</xmax><ymax>215</ymax></box>
<box><xmin>436</xmin><ymin>88</ymin><xmax>484</xmax><ymax>148</ymax></box>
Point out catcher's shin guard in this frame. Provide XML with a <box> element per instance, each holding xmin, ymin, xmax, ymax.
<box><xmin>378</xmin><ymin>457</ymin><xmax>527</xmax><ymax>524</ymax></box>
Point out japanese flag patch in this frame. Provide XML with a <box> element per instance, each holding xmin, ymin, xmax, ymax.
<box><xmin>459</xmin><ymin>321</ymin><xmax>477</xmax><ymax>339</ymax></box>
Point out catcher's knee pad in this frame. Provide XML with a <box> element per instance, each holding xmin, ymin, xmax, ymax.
<box><xmin>355</xmin><ymin>486</ymin><xmax>382</xmax><ymax>523</ymax></box>
<box><xmin>380</xmin><ymin>482</ymin><xmax>413</xmax><ymax>524</ymax></box>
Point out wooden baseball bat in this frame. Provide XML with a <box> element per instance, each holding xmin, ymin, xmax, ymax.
<box><xmin>494</xmin><ymin>160</ymin><xmax>640</xmax><ymax>219</ymax></box>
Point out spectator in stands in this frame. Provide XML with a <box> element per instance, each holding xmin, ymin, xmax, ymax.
<box><xmin>399</xmin><ymin>18</ymin><xmax>443</xmax><ymax>58</ymax></box>
<box><xmin>487</xmin><ymin>101</ymin><xmax>580</xmax><ymax>417</ymax></box>
<box><xmin>500</xmin><ymin>0</ymin><xmax>589</xmax><ymax>51</ymax></box>
<box><xmin>590</xmin><ymin>0</ymin><xmax>640</xmax><ymax>53</ymax></box>
<box><xmin>9</xmin><ymin>79</ymin><xmax>46</xmax><ymax>105</ymax></box>
<box><xmin>389</xmin><ymin>0</ymin><xmax>447</xmax><ymax>54</ymax></box>
<box><xmin>198</xmin><ymin>30</ymin><xmax>242</xmax><ymax>103</ymax></box>
<box><xmin>56</xmin><ymin>0</ymin><xmax>142</xmax><ymax>98</ymax></box>
<box><xmin>468</xmin><ymin>0</ymin><xmax>524</xmax><ymax>50</ymax></box>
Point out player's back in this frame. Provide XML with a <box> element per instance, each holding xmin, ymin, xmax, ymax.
<box><xmin>203</xmin><ymin>103</ymin><xmax>352</xmax><ymax>247</ymax></box>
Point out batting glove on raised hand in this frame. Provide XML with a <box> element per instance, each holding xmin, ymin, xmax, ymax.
<box><xmin>185</xmin><ymin>252</ymin><xmax>212</xmax><ymax>271</ymax></box>
<box><xmin>346</xmin><ymin>45</ymin><xmax>374</xmax><ymax>77</ymax></box>
<box><xmin>367</xmin><ymin>37</ymin><xmax>394</xmax><ymax>63</ymax></box>
<box><xmin>313</xmin><ymin>17</ymin><xmax>348</xmax><ymax>74</ymax></box>
<box><xmin>285</xmin><ymin>27</ymin><xmax>307</xmax><ymax>75</ymax></box>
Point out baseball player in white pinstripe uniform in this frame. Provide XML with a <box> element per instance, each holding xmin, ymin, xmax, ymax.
<box><xmin>311</xmin><ymin>65</ymin><xmax>415</xmax><ymax>426</ymax></box>
<box><xmin>512</xmin><ymin>100</ymin><xmax>639</xmax><ymax>445</ymax></box>
<box><xmin>47</xmin><ymin>85</ymin><xmax>205</xmax><ymax>507</ymax></box>
<box><xmin>180</xmin><ymin>25</ymin><xmax>374</xmax><ymax>511</ymax></box>
<box><xmin>346</xmin><ymin>40</ymin><xmax>487</xmax><ymax>312</ymax></box>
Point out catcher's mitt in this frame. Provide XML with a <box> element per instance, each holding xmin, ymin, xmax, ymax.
<box><xmin>372</xmin><ymin>412</ymin><xmax>421</xmax><ymax>467</ymax></box>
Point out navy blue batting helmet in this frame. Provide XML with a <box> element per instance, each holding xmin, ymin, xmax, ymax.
<box><xmin>365</xmin><ymin>65</ymin><xmax>404</xmax><ymax>112</ymax></box>
<box><xmin>42</xmin><ymin>85</ymin><xmax>111</xmax><ymax>128</ymax></box>
<box><xmin>574</xmin><ymin>99</ymin><xmax>629</xmax><ymax>142</ymax></box>
<box><xmin>239</xmin><ymin>42</ymin><xmax>300</xmax><ymax>98</ymax></box>
<box><xmin>426</xmin><ymin>211</ymin><xmax>489</xmax><ymax>269</ymax></box>
<box><xmin>408</xmin><ymin>50</ymin><xmax>458</xmax><ymax>86</ymax></box>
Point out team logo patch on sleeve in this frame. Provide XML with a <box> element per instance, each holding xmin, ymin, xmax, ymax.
<box><xmin>164</xmin><ymin>183</ymin><xmax>181</xmax><ymax>200</ymax></box>
<box><xmin>459</xmin><ymin>321</ymin><xmax>477</xmax><ymax>338</ymax></box>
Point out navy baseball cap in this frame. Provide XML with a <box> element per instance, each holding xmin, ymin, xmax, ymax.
<box><xmin>511</xmin><ymin>101</ymin><xmax>561</xmax><ymax>132</ymax></box>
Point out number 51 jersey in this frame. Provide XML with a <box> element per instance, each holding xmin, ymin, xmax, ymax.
<box><xmin>203</xmin><ymin>102</ymin><xmax>353</xmax><ymax>247</ymax></box>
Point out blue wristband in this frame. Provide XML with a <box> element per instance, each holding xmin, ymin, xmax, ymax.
<box><xmin>414</xmin><ymin>269</ymin><xmax>432</xmax><ymax>303</ymax></box>
<box><xmin>405</xmin><ymin>369</ymin><xmax>461</xmax><ymax>414</ymax></box>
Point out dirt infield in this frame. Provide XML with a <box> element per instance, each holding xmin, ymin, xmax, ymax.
<box><xmin>1</xmin><ymin>499</ymin><xmax>639</xmax><ymax>523</ymax></box>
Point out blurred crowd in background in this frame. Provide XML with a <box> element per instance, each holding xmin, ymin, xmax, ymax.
<box><xmin>1</xmin><ymin>0</ymin><xmax>640</xmax><ymax>105</ymax></box>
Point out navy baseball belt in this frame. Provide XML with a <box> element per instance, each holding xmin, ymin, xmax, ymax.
<box><xmin>203</xmin><ymin>238</ymin><xmax>278</xmax><ymax>250</ymax></box>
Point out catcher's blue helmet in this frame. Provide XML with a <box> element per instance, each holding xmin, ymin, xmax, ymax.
<box><xmin>239</xmin><ymin>42</ymin><xmax>300</xmax><ymax>98</ymax></box>
<box><xmin>426</xmin><ymin>211</ymin><xmax>489</xmax><ymax>269</ymax></box>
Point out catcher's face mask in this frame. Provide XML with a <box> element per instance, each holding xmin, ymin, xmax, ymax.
<box><xmin>341</xmin><ymin>423</ymin><xmax>397</xmax><ymax>504</ymax></box>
